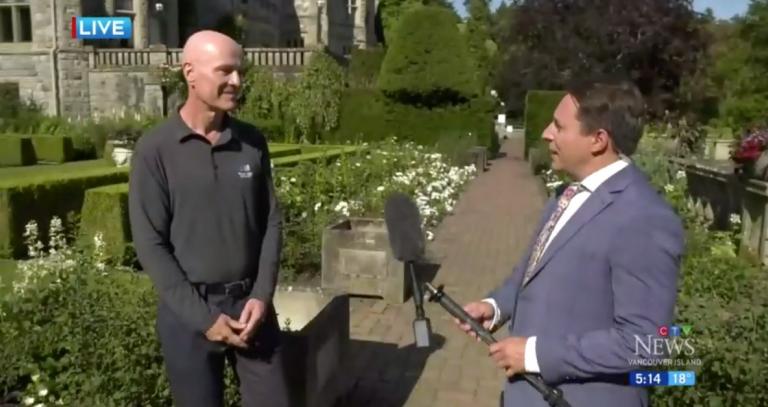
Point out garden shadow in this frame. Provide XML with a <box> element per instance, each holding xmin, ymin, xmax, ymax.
<box><xmin>335</xmin><ymin>334</ymin><xmax>446</xmax><ymax>406</ymax></box>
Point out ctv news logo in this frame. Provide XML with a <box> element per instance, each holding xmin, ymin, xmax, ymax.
<box><xmin>70</xmin><ymin>16</ymin><xmax>132</xmax><ymax>40</ymax></box>
<box><xmin>629</xmin><ymin>324</ymin><xmax>702</xmax><ymax>367</ymax></box>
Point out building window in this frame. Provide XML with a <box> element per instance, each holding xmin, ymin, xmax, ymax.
<box><xmin>115</xmin><ymin>0</ymin><xmax>134</xmax><ymax>11</ymax></box>
<box><xmin>0</xmin><ymin>4</ymin><xmax>32</xmax><ymax>43</ymax></box>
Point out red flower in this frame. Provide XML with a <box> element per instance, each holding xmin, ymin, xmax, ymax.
<box><xmin>731</xmin><ymin>128</ymin><xmax>768</xmax><ymax>164</ymax></box>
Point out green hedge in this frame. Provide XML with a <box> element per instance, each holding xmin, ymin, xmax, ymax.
<box><xmin>348</xmin><ymin>47</ymin><xmax>386</xmax><ymax>88</ymax></box>
<box><xmin>331</xmin><ymin>89</ymin><xmax>498</xmax><ymax>155</ymax></box>
<box><xmin>2</xmin><ymin>134</ymin><xmax>76</xmax><ymax>164</ymax></box>
<box><xmin>0</xmin><ymin>161</ymin><xmax>129</xmax><ymax>259</ymax></box>
<box><xmin>524</xmin><ymin>90</ymin><xmax>565</xmax><ymax>159</ymax></box>
<box><xmin>78</xmin><ymin>184</ymin><xmax>134</xmax><ymax>265</ymax></box>
<box><xmin>377</xmin><ymin>5</ymin><xmax>478</xmax><ymax>105</ymax></box>
<box><xmin>0</xmin><ymin>136</ymin><xmax>35</xmax><ymax>167</ymax></box>
<box><xmin>30</xmin><ymin>136</ymin><xmax>75</xmax><ymax>163</ymax></box>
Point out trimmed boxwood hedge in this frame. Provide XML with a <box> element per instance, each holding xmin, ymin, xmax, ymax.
<box><xmin>30</xmin><ymin>136</ymin><xmax>75</xmax><ymax>163</ymax></box>
<box><xmin>0</xmin><ymin>161</ymin><xmax>129</xmax><ymax>259</ymax></box>
<box><xmin>330</xmin><ymin>89</ymin><xmax>498</xmax><ymax>155</ymax></box>
<box><xmin>78</xmin><ymin>183</ymin><xmax>134</xmax><ymax>265</ymax></box>
<box><xmin>0</xmin><ymin>136</ymin><xmax>35</xmax><ymax>167</ymax></box>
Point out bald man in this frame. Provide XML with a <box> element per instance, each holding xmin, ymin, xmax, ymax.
<box><xmin>128</xmin><ymin>30</ymin><xmax>288</xmax><ymax>406</ymax></box>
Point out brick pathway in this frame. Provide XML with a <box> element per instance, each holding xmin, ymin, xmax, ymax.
<box><xmin>336</xmin><ymin>138</ymin><xmax>549</xmax><ymax>407</ymax></box>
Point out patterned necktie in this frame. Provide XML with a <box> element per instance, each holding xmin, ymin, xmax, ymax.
<box><xmin>523</xmin><ymin>182</ymin><xmax>584</xmax><ymax>285</ymax></box>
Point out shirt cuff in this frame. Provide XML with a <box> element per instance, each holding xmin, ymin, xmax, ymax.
<box><xmin>525</xmin><ymin>336</ymin><xmax>540</xmax><ymax>373</ymax></box>
<box><xmin>481</xmin><ymin>298</ymin><xmax>501</xmax><ymax>330</ymax></box>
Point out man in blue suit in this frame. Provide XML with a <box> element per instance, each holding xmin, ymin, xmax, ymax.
<box><xmin>457</xmin><ymin>79</ymin><xmax>685</xmax><ymax>406</ymax></box>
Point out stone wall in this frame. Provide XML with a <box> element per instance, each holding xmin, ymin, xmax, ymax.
<box><xmin>57</xmin><ymin>50</ymin><xmax>91</xmax><ymax>117</ymax></box>
<box><xmin>0</xmin><ymin>53</ymin><xmax>55</xmax><ymax>114</ymax></box>
<box><xmin>88</xmin><ymin>69</ymin><xmax>164</xmax><ymax>117</ymax></box>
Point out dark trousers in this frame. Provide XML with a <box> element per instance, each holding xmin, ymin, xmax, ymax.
<box><xmin>156</xmin><ymin>291</ymin><xmax>290</xmax><ymax>407</ymax></box>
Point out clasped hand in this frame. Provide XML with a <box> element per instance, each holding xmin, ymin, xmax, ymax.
<box><xmin>204</xmin><ymin>298</ymin><xmax>266</xmax><ymax>348</ymax></box>
<box><xmin>455</xmin><ymin>301</ymin><xmax>527</xmax><ymax>377</ymax></box>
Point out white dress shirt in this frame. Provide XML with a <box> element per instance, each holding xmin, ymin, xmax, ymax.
<box><xmin>483</xmin><ymin>158</ymin><xmax>629</xmax><ymax>373</ymax></box>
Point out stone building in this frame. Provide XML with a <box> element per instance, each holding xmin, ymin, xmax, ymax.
<box><xmin>0</xmin><ymin>0</ymin><xmax>379</xmax><ymax>117</ymax></box>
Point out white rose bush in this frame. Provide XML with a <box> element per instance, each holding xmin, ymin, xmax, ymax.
<box><xmin>274</xmin><ymin>137</ymin><xmax>477</xmax><ymax>280</ymax></box>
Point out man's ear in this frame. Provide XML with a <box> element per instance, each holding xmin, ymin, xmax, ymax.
<box><xmin>182</xmin><ymin>62</ymin><xmax>194</xmax><ymax>86</ymax></box>
<box><xmin>591</xmin><ymin>128</ymin><xmax>611</xmax><ymax>154</ymax></box>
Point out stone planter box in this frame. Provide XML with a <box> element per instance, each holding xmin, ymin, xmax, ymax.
<box><xmin>274</xmin><ymin>286</ymin><xmax>350</xmax><ymax>407</ymax></box>
<box><xmin>707</xmin><ymin>138</ymin><xmax>734</xmax><ymax>161</ymax></box>
<box><xmin>322</xmin><ymin>217</ymin><xmax>410</xmax><ymax>303</ymax></box>
<box><xmin>464</xmin><ymin>146</ymin><xmax>488</xmax><ymax>172</ymax></box>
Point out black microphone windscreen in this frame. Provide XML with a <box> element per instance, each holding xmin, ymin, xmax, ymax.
<box><xmin>384</xmin><ymin>192</ymin><xmax>426</xmax><ymax>262</ymax></box>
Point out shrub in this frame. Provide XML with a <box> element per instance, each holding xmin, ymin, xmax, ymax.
<box><xmin>0</xmin><ymin>161</ymin><xmax>129</xmax><ymax>258</ymax></box>
<box><xmin>524</xmin><ymin>90</ymin><xmax>564</xmax><ymax>159</ymax></box>
<box><xmin>29</xmin><ymin>136</ymin><xmax>75</xmax><ymax>163</ymax></box>
<box><xmin>236</xmin><ymin>53</ymin><xmax>344</xmax><ymax>144</ymax></box>
<box><xmin>284</xmin><ymin>52</ymin><xmax>345</xmax><ymax>143</ymax></box>
<box><xmin>77</xmin><ymin>183</ymin><xmax>134</xmax><ymax>266</ymax></box>
<box><xmin>237</xmin><ymin>65</ymin><xmax>287</xmax><ymax>125</ymax></box>
<box><xmin>0</xmin><ymin>136</ymin><xmax>35</xmax><ymax>167</ymax></box>
<box><xmin>0</xmin><ymin>219</ymin><xmax>246</xmax><ymax>406</ymax></box>
<box><xmin>348</xmin><ymin>47</ymin><xmax>386</xmax><ymax>88</ymax></box>
<box><xmin>632</xmin><ymin>144</ymin><xmax>768</xmax><ymax>406</ymax></box>
<box><xmin>274</xmin><ymin>138</ymin><xmax>476</xmax><ymax>280</ymax></box>
<box><xmin>332</xmin><ymin>89</ymin><xmax>497</xmax><ymax>154</ymax></box>
<box><xmin>377</xmin><ymin>5</ymin><xmax>479</xmax><ymax>107</ymax></box>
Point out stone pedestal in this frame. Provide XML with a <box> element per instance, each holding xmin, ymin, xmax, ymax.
<box><xmin>274</xmin><ymin>286</ymin><xmax>349</xmax><ymax>407</ymax></box>
<box><xmin>464</xmin><ymin>146</ymin><xmax>488</xmax><ymax>172</ymax></box>
<box><xmin>321</xmin><ymin>218</ymin><xmax>409</xmax><ymax>303</ymax></box>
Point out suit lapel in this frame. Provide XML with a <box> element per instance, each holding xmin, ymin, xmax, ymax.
<box><xmin>522</xmin><ymin>164</ymin><xmax>637</xmax><ymax>288</ymax></box>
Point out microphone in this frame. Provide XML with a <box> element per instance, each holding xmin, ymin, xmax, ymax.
<box><xmin>384</xmin><ymin>191</ymin><xmax>425</xmax><ymax>263</ymax></box>
<box><xmin>382</xmin><ymin>192</ymin><xmax>572</xmax><ymax>407</ymax></box>
<box><xmin>423</xmin><ymin>283</ymin><xmax>571</xmax><ymax>407</ymax></box>
<box><xmin>384</xmin><ymin>192</ymin><xmax>431</xmax><ymax>347</ymax></box>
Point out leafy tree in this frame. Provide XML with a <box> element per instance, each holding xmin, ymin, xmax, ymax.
<box><xmin>681</xmin><ymin>1</ymin><xmax>768</xmax><ymax>129</ymax></box>
<box><xmin>493</xmin><ymin>0</ymin><xmax>708</xmax><ymax>117</ymax></box>
<box><xmin>378</xmin><ymin>5</ymin><xmax>479</xmax><ymax>107</ymax></box>
<box><xmin>464</xmin><ymin>0</ymin><xmax>496</xmax><ymax>90</ymax></box>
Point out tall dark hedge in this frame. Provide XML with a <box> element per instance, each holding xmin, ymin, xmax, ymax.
<box><xmin>524</xmin><ymin>90</ymin><xmax>565</xmax><ymax>159</ymax></box>
<box><xmin>377</xmin><ymin>5</ymin><xmax>479</xmax><ymax>107</ymax></box>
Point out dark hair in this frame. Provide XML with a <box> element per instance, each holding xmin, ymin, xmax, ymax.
<box><xmin>566</xmin><ymin>78</ymin><xmax>646</xmax><ymax>156</ymax></box>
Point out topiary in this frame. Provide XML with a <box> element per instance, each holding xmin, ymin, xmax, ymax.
<box><xmin>377</xmin><ymin>5</ymin><xmax>479</xmax><ymax>107</ymax></box>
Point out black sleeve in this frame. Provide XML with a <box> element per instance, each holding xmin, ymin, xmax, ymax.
<box><xmin>249</xmin><ymin>139</ymin><xmax>283</xmax><ymax>303</ymax></box>
<box><xmin>128</xmin><ymin>143</ymin><xmax>220</xmax><ymax>333</ymax></box>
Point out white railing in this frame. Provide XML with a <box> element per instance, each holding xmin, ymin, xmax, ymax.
<box><xmin>91</xmin><ymin>48</ymin><xmax>314</xmax><ymax>68</ymax></box>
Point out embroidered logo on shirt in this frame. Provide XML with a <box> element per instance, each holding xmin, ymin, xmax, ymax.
<box><xmin>238</xmin><ymin>164</ymin><xmax>253</xmax><ymax>178</ymax></box>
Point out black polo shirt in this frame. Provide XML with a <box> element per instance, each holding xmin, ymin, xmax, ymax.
<box><xmin>128</xmin><ymin>111</ymin><xmax>283</xmax><ymax>333</ymax></box>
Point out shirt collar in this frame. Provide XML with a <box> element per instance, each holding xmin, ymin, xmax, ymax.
<box><xmin>169</xmin><ymin>108</ymin><xmax>234</xmax><ymax>146</ymax></box>
<box><xmin>579</xmin><ymin>158</ymin><xmax>630</xmax><ymax>192</ymax></box>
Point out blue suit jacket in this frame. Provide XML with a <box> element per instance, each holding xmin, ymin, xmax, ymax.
<box><xmin>489</xmin><ymin>164</ymin><xmax>685</xmax><ymax>407</ymax></box>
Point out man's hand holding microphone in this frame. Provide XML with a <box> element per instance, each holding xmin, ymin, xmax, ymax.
<box><xmin>454</xmin><ymin>301</ymin><xmax>527</xmax><ymax>378</ymax></box>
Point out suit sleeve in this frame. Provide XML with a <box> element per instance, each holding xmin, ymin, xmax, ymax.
<box><xmin>535</xmin><ymin>209</ymin><xmax>684</xmax><ymax>383</ymax></box>
<box><xmin>249</xmin><ymin>139</ymin><xmax>284</xmax><ymax>303</ymax></box>
<box><xmin>128</xmin><ymin>144</ymin><xmax>221</xmax><ymax>333</ymax></box>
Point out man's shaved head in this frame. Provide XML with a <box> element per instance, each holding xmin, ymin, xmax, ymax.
<box><xmin>181</xmin><ymin>30</ymin><xmax>242</xmax><ymax>65</ymax></box>
<box><xmin>181</xmin><ymin>30</ymin><xmax>243</xmax><ymax>112</ymax></box>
